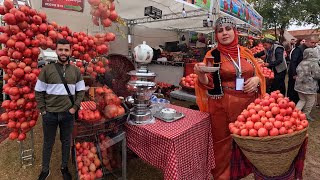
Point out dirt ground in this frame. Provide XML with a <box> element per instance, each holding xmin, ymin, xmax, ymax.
<box><xmin>0</xmin><ymin>99</ymin><xmax>319</xmax><ymax>180</ymax></box>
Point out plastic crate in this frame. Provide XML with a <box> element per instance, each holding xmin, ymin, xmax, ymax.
<box><xmin>96</xmin><ymin>132</ymin><xmax>126</xmax><ymax>179</ymax></box>
<box><xmin>73</xmin><ymin>135</ymin><xmax>106</xmax><ymax>180</ymax></box>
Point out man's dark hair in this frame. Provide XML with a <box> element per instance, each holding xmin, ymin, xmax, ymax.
<box><xmin>262</xmin><ymin>38</ymin><xmax>274</xmax><ymax>44</ymax></box>
<box><xmin>56</xmin><ymin>38</ymin><xmax>71</xmax><ymax>46</ymax></box>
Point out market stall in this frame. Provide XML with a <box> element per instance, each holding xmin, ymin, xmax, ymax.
<box><xmin>0</xmin><ymin>0</ymin><xmax>310</xmax><ymax>180</ymax></box>
<box><xmin>0</xmin><ymin>0</ymin><xmax>131</xmax><ymax>178</ymax></box>
<box><xmin>113</xmin><ymin>0</ymin><xmax>264</xmax><ymax>103</ymax></box>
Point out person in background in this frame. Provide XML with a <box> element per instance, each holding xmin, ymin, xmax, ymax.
<box><xmin>289</xmin><ymin>38</ymin><xmax>306</xmax><ymax>62</ymax></box>
<box><xmin>194</xmin><ymin>16</ymin><xmax>266</xmax><ymax>180</ymax></box>
<box><xmin>287</xmin><ymin>36</ymin><xmax>317</xmax><ymax>103</ymax></box>
<box><xmin>294</xmin><ymin>48</ymin><xmax>320</xmax><ymax>121</ymax></box>
<box><xmin>254</xmin><ymin>38</ymin><xmax>287</xmax><ymax>95</ymax></box>
<box><xmin>35</xmin><ymin>39</ymin><xmax>86</xmax><ymax>180</ymax></box>
<box><xmin>290</xmin><ymin>38</ymin><xmax>296</xmax><ymax>49</ymax></box>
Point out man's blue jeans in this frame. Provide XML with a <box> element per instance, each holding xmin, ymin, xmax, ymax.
<box><xmin>41</xmin><ymin>111</ymin><xmax>74</xmax><ymax>172</ymax></box>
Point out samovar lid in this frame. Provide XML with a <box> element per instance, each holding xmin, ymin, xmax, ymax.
<box><xmin>128</xmin><ymin>80</ymin><xmax>156</xmax><ymax>87</ymax></box>
<box><xmin>127</xmin><ymin>70</ymin><xmax>156</xmax><ymax>77</ymax></box>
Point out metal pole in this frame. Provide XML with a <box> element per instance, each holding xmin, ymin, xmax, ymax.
<box><xmin>122</xmin><ymin>133</ymin><xmax>127</xmax><ymax>180</ymax></box>
<box><xmin>127</xmin><ymin>23</ymin><xmax>133</xmax><ymax>59</ymax></box>
<box><xmin>19</xmin><ymin>129</ymin><xmax>35</xmax><ymax>167</ymax></box>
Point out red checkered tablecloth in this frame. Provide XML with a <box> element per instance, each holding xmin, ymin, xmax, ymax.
<box><xmin>126</xmin><ymin>105</ymin><xmax>215</xmax><ymax>180</ymax></box>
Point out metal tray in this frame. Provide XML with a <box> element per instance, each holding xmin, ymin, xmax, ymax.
<box><xmin>153</xmin><ymin>111</ymin><xmax>185</xmax><ymax>123</ymax></box>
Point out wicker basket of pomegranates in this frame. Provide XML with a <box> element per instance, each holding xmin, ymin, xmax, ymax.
<box><xmin>230</xmin><ymin>91</ymin><xmax>308</xmax><ymax>177</ymax></box>
<box><xmin>73</xmin><ymin>86</ymin><xmax>129</xmax><ymax>137</ymax></box>
<box><xmin>73</xmin><ymin>102</ymin><xmax>129</xmax><ymax>137</ymax></box>
<box><xmin>179</xmin><ymin>73</ymin><xmax>198</xmax><ymax>93</ymax></box>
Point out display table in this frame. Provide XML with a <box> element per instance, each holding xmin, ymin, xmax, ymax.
<box><xmin>170</xmin><ymin>89</ymin><xmax>196</xmax><ymax>103</ymax></box>
<box><xmin>126</xmin><ymin>105</ymin><xmax>215</xmax><ymax>180</ymax></box>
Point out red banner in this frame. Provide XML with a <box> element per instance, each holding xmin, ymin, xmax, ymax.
<box><xmin>42</xmin><ymin>0</ymin><xmax>84</xmax><ymax>12</ymax></box>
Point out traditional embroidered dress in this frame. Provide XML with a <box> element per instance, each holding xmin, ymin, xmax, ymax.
<box><xmin>195</xmin><ymin>16</ymin><xmax>266</xmax><ymax>179</ymax></box>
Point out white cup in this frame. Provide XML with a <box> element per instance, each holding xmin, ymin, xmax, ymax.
<box><xmin>160</xmin><ymin>108</ymin><xmax>176</xmax><ymax>120</ymax></box>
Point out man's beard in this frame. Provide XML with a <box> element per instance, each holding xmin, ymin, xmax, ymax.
<box><xmin>58</xmin><ymin>55</ymin><xmax>70</xmax><ymax>63</ymax></box>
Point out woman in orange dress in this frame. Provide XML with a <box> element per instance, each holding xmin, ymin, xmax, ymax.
<box><xmin>194</xmin><ymin>16</ymin><xmax>266</xmax><ymax>180</ymax></box>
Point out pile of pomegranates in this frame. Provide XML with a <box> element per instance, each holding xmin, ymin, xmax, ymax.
<box><xmin>77</xmin><ymin>86</ymin><xmax>125</xmax><ymax>123</ymax></box>
<box><xmin>89</xmin><ymin>0</ymin><xmax>118</xmax><ymax>27</ymax></box>
<box><xmin>250</xmin><ymin>43</ymin><xmax>265</xmax><ymax>54</ymax></box>
<box><xmin>94</xmin><ymin>86</ymin><xmax>125</xmax><ymax>120</ymax></box>
<box><xmin>180</xmin><ymin>73</ymin><xmax>198</xmax><ymax>89</ymax></box>
<box><xmin>75</xmin><ymin>141</ymin><xmax>104</xmax><ymax>179</ymax></box>
<box><xmin>257</xmin><ymin>61</ymin><xmax>275</xmax><ymax>79</ymax></box>
<box><xmin>0</xmin><ymin>0</ymin><xmax>117</xmax><ymax>141</ymax></box>
<box><xmin>229</xmin><ymin>91</ymin><xmax>308</xmax><ymax>137</ymax></box>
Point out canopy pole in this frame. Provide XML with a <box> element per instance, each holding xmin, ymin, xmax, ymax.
<box><xmin>127</xmin><ymin>22</ymin><xmax>133</xmax><ymax>59</ymax></box>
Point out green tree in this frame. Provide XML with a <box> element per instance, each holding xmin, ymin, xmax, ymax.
<box><xmin>247</xmin><ymin>0</ymin><xmax>303</xmax><ymax>42</ymax></box>
<box><xmin>297</xmin><ymin>0</ymin><xmax>320</xmax><ymax>28</ymax></box>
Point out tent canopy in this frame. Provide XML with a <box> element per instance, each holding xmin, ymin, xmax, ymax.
<box><xmin>116</xmin><ymin>0</ymin><xmax>262</xmax><ymax>34</ymax></box>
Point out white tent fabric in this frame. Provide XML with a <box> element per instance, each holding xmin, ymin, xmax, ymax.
<box><xmin>115</xmin><ymin>0</ymin><xmax>261</xmax><ymax>34</ymax></box>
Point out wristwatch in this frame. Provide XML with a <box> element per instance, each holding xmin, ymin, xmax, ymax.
<box><xmin>40</xmin><ymin>111</ymin><xmax>47</xmax><ymax>115</ymax></box>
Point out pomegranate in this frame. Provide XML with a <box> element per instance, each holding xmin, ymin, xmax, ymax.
<box><xmin>17</xmin><ymin>21</ymin><xmax>29</xmax><ymax>30</ymax></box>
<box><xmin>102</xmin><ymin>18</ymin><xmax>112</xmax><ymax>27</ymax></box>
<box><xmin>15</xmin><ymin>41</ymin><xmax>26</xmax><ymax>52</ymax></box>
<box><xmin>6</xmin><ymin>38</ymin><xmax>16</xmax><ymax>48</ymax></box>
<box><xmin>38</xmin><ymin>23</ymin><xmax>48</xmax><ymax>33</ymax></box>
<box><xmin>109</xmin><ymin>11</ymin><xmax>118</xmax><ymax>21</ymax></box>
<box><xmin>9</xmin><ymin>131</ymin><xmax>19</xmax><ymax>140</ymax></box>
<box><xmin>88</xmin><ymin>0</ymin><xmax>101</xmax><ymax>6</ymax></box>
<box><xmin>0</xmin><ymin>33</ymin><xmax>9</xmax><ymax>43</ymax></box>
<box><xmin>14</xmin><ymin>10</ymin><xmax>26</xmax><ymax>22</ymax></box>
<box><xmin>38</xmin><ymin>11</ymin><xmax>47</xmax><ymax>22</ymax></box>
<box><xmin>32</xmin><ymin>15</ymin><xmax>42</xmax><ymax>25</ymax></box>
<box><xmin>3</xmin><ymin>13</ymin><xmax>16</xmax><ymax>25</ymax></box>
<box><xmin>0</xmin><ymin>56</ymin><xmax>11</xmax><ymax>66</ymax></box>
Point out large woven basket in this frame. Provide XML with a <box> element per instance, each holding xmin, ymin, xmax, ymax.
<box><xmin>231</xmin><ymin>128</ymin><xmax>307</xmax><ymax>177</ymax></box>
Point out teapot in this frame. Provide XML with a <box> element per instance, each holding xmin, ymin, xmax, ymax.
<box><xmin>133</xmin><ymin>41</ymin><xmax>153</xmax><ymax>64</ymax></box>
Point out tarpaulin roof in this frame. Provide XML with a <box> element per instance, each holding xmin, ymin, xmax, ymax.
<box><xmin>115</xmin><ymin>0</ymin><xmax>262</xmax><ymax>34</ymax></box>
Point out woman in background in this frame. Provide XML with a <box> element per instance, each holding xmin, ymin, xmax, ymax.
<box><xmin>295</xmin><ymin>48</ymin><xmax>320</xmax><ymax>121</ymax></box>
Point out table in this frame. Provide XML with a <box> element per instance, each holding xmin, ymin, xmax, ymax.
<box><xmin>126</xmin><ymin>105</ymin><xmax>215</xmax><ymax>180</ymax></box>
<box><xmin>170</xmin><ymin>89</ymin><xmax>196</xmax><ymax>103</ymax></box>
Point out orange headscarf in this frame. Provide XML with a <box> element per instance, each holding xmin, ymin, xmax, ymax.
<box><xmin>216</xmin><ymin>27</ymin><xmax>239</xmax><ymax>59</ymax></box>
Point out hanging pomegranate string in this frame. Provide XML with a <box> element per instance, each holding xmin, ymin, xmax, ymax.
<box><xmin>0</xmin><ymin>0</ymin><xmax>117</xmax><ymax>141</ymax></box>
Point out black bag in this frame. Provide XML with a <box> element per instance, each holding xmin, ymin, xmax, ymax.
<box><xmin>54</xmin><ymin>63</ymin><xmax>79</xmax><ymax>120</ymax></box>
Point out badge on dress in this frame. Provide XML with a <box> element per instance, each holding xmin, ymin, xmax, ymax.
<box><xmin>236</xmin><ymin>78</ymin><xmax>244</xmax><ymax>91</ymax></box>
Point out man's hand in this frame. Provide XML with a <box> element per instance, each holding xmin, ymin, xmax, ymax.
<box><xmin>69</xmin><ymin>108</ymin><xmax>76</xmax><ymax>114</ymax></box>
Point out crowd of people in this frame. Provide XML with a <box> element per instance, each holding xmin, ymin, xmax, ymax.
<box><xmin>244</xmin><ymin>35</ymin><xmax>319</xmax><ymax>121</ymax></box>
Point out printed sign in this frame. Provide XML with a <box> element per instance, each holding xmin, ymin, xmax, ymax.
<box><xmin>176</xmin><ymin>0</ymin><xmax>211</xmax><ymax>11</ymax></box>
<box><xmin>219</xmin><ymin>0</ymin><xmax>263</xmax><ymax>30</ymax></box>
<box><xmin>42</xmin><ymin>0</ymin><xmax>84</xmax><ymax>12</ymax></box>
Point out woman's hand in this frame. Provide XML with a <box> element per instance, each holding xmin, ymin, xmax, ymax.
<box><xmin>243</xmin><ymin>76</ymin><xmax>260</xmax><ymax>93</ymax></box>
<box><xmin>194</xmin><ymin>63</ymin><xmax>208</xmax><ymax>85</ymax></box>
<box><xmin>194</xmin><ymin>62</ymin><xmax>206</xmax><ymax>75</ymax></box>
